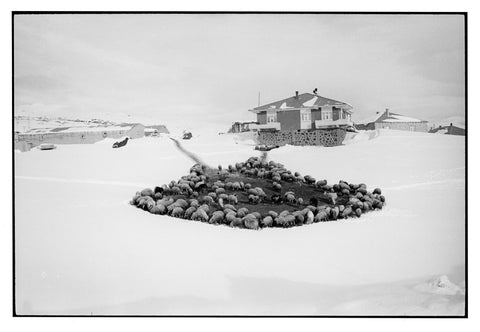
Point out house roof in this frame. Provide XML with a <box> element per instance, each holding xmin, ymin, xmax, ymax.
<box><xmin>357</xmin><ymin>111</ymin><xmax>426</xmax><ymax>124</ymax></box>
<box><xmin>249</xmin><ymin>92</ymin><xmax>353</xmax><ymax>113</ymax></box>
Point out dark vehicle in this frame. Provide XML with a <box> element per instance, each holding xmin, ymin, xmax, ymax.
<box><xmin>113</xmin><ymin>137</ymin><xmax>129</xmax><ymax>148</ymax></box>
<box><xmin>255</xmin><ymin>144</ymin><xmax>279</xmax><ymax>151</ymax></box>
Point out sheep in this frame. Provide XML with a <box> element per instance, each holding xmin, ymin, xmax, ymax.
<box><xmin>227</xmin><ymin>194</ymin><xmax>238</xmax><ymax>205</ymax></box>
<box><xmin>236</xmin><ymin>207</ymin><xmax>249</xmax><ymax>218</ymax></box>
<box><xmin>198</xmin><ymin>204</ymin><xmax>210</xmax><ymax>214</ymax></box>
<box><xmin>277</xmin><ymin>214</ymin><xmax>296</xmax><ymax>227</ymax></box>
<box><xmin>154</xmin><ymin>192</ymin><xmax>163</xmax><ymax>200</ymax></box>
<box><xmin>223</xmin><ymin>204</ymin><xmax>237</xmax><ymax>212</ymax></box>
<box><xmin>271</xmin><ymin>194</ymin><xmax>282</xmax><ymax>204</ymax></box>
<box><xmin>285</xmin><ymin>193</ymin><xmax>296</xmax><ymax>204</ymax></box>
<box><xmin>248</xmin><ymin>194</ymin><xmax>260</xmax><ymax>204</ymax></box>
<box><xmin>171</xmin><ymin>207</ymin><xmax>185</xmax><ymax>218</ymax></box>
<box><xmin>268</xmin><ymin>211</ymin><xmax>279</xmax><ymax>219</ymax></box>
<box><xmin>230</xmin><ymin>218</ymin><xmax>244</xmax><ymax>228</ymax></box>
<box><xmin>189</xmin><ymin>199</ymin><xmax>200</xmax><ymax>208</ymax></box>
<box><xmin>330</xmin><ymin>206</ymin><xmax>339</xmax><ymax>220</ymax></box>
<box><xmin>355</xmin><ymin>208</ymin><xmax>362</xmax><ymax>217</ymax></box>
<box><xmin>155</xmin><ymin>203</ymin><xmax>167</xmax><ymax>215</ymax></box>
<box><xmin>202</xmin><ymin>195</ymin><xmax>215</xmax><ymax>205</ymax></box>
<box><xmin>272</xmin><ymin>182</ymin><xmax>282</xmax><ymax>192</ymax></box>
<box><xmin>209</xmin><ymin>211</ymin><xmax>225</xmax><ymax>224</ymax></box>
<box><xmin>294</xmin><ymin>211</ymin><xmax>304</xmax><ymax>225</ymax></box>
<box><xmin>341</xmin><ymin>188</ymin><xmax>350</xmax><ymax>196</ymax></box>
<box><xmin>373</xmin><ymin>188</ymin><xmax>382</xmax><ymax>195</ymax></box>
<box><xmin>140</xmin><ymin>188</ymin><xmax>154</xmax><ymax>197</ymax></box>
<box><xmin>379</xmin><ymin>195</ymin><xmax>385</xmax><ymax>203</ymax></box>
<box><xmin>244</xmin><ymin>183</ymin><xmax>252</xmax><ymax>190</ymax></box>
<box><xmin>225</xmin><ymin>182</ymin><xmax>233</xmax><ymax>190</ymax></box>
<box><xmin>218</xmin><ymin>193</ymin><xmax>229</xmax><ymax>201</ymax></box>
<box><xmin>208</xmin><ymin>192</ymin><xmax>217</xmax><ymax>200</ymax></box>
<box><xmin>315</xmin><ymin>210</ymin><xmax>328</xmax><ymax>222</ymax></box>
<box><xmin>130</xmin><ymin>193</ymin><xmax>141</xmax><ymax>205</ymax></box>
<box><xmin>232</xmin><ymin>182</ymin><xmax>241</xmax><ymax>190</ymax></box>
<box><xmin>173</xmin><ymin>199</ymin><xmax>188</xmax><ymax>209</ymax></box>
<box><xmin>251</xmin><ymin>211</ymin><xmax>262</xmax><ymax>220</ymax></box>
<box><xmin>261</xmin><ymin>216</ymin><xmax>274</xmax><ymax>227</ymax></box>
<box><xmin>341</xmin><ymin>206</ymin><xmax>353</xmax><ymax>219</ymax></box>
<box><xmin>243</xmin><ymin>214</ymin><xmax>259</xmax><ymax>230</ymax></box>
<box><xmin>225</xmin><ymin>211</ymin><xmax>237</xmax><ymax>223</ymax></box>
<box><xmin>184</xmin><ymin>206</ymin><xmax>197</xmax><ymax>219</ymax></box>
<box><xmin>304</xmin><ymin>175</ymin><xmax>316</xmax><ymax>185</ymax></box>
<box><xmin>191</xmin><ymin>209</ymin><xmax>209</xmax><ymax>222</ymax></box>
<box><xmin>215</xmin><ymin>188</ymin><xmax>226</xmax><ymax>195</ymax></box>
<box><xmin>297</xmin><ymin>197</ymin><xmax>304</xmax><ymax>205</ymax></box>
<box><xmin>272</xmin><ymin>175</ymin><xmax>281</xmax><ymax>183</ymax></box>
<box><xmin>149</xmin><ymin>205</ymin><xmax>163</xmax><ymax>215</ymax></box>
<box><xmin>316</xmin><ymin>180</ymin><xmax>327</xmax><ymax>187</ymax></box>
<box><xmin>194</xmin><ymin>181</ymin><xmax>206</xmax><ymax>190</ymax></box>
<box><xmin>305</xmin><ymin>210</ymin><xmax>314</xmax><ymax>224</ymax></box>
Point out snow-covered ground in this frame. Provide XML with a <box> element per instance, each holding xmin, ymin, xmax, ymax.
<box><xmin>14</xmin><ymin>129</ymin><xmax>465</xmax><ymax>316</ymax></box>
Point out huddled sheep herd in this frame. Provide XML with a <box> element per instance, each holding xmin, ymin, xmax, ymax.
<box><xmin>130</xmin><ymin>156</ymin><xmax>386</xmax><ymax>230</ymax></box>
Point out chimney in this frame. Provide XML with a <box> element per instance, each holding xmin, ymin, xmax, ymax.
<box><xmin>295</xmin><ymin>91</ymin><xmax>299</xmax><ymax>99</ymax></box>
<box><xmin>450</xmin><ymin>123</ymin><xmax>453</xmax><ymax>127</ymax></box>
<box><xmin>386</xmin><ymin>108</ymin><xmax>390</xmax><ymax>117</ymax></box>
<box><xmin>313</xmin><ymin>88</ymin><xmax>318</xmax><ymax>95</ymax></box>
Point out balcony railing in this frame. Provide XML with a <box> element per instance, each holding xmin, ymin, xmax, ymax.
<box><xmin>250</xmin><ymin>122</ymin><xmax>281</xmax><ymax>131</ymax></box>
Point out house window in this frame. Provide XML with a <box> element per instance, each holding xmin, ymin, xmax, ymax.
<box><xmin>301</xmin><ymin>112</ymin><xmax>311</xmax><ymax>122</ymax></box>
<box><xmin>267</xmin><ymin>112</ymin><xmax>277</xmax><ymax>123</ymax></box>
<box><xmin>322</xmin><ymin>110</ymin><xmax>332</xmax><ymax>120</ymax></box>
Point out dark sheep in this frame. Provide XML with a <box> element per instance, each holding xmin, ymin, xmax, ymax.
<box><xmin>309</xmin><ymin>197</ymin><xmax>318</xmax><ymax>206</ymax></box>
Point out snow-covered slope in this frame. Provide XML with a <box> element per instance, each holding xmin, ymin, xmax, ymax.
<box><xmin>14</xmin><ymin>130</ymin><xmax>465</xmax><ymax>316</ymax></box>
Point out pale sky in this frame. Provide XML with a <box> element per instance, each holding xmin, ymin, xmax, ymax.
<box><xmin>14</xmin><ymin>14</ymin><xmax>465</xmax><ymax>128</ymax></box>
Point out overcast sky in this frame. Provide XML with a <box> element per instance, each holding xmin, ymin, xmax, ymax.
<box><xmin>14</xmin><ymin>14</ymin><xmax>465</xmax><ymax>128</ymax></box>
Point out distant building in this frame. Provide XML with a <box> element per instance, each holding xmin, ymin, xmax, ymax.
<box><xmin>356</xmin><ymin>109</ymin><xmax>428</xmax><ymax>132</ymax></box>
<box><xmin>248</xmin><ymin>91</ymin><xmax>353</xmax><ymax>131</ymax></box>
<box><xmin>15</xmin><ymin>123</ymin><xmax>145</xmax><ymax>152</ymax></box>
<box><xmin>429</xmin><ymin>123</ymin><xmax>465</xmax><ymax>136</ymax></box>
<box><xmin>144</xmin><ymin>125</ymin><xmax>170</xmax><ymax>136</ymax></box>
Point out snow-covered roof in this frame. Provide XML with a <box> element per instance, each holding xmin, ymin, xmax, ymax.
<box><xmin>357</xmin><ymin>111</ymin><xmax>426</xmax><ymax>124</ymax></box>
<box><xmin>382</xmin><ymin>114</ymin><xmax>424</xmax><ymax>123</ymax></box>
<box><xmin>250</xmin><ymin>92</ymin><xmax>353</xmax><ymax>113</ymax></box>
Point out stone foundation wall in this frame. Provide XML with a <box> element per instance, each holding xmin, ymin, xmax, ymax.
<box><xmin>258</xmin><ymin>129</ymin><xmax>347</xmax><ymax>147</ymax></box>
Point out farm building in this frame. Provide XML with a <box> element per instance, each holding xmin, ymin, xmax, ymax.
<box><xmin>356</xmin><ymin>109</ymin><xmax>428</xmax><ymax>132</ymax></box>
<box><xmin>429</xmin><ymin>123</ymin><xmax>465</xmax><ymax>136</ymax></box>
<box><xmin>15</xmin><ymin>123</ymin><xmax>145</xmax><ymax>152</ymax></box>
<box><xmin>248</xmin><ymin>91</ymin><xmax>353</xmax><ymax>131</ymax></box>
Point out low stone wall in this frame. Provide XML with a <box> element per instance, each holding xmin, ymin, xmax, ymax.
<box><xmin>258</xmin><ymin>129</ymin><xmax>347</xmax><ymax>147</ymax></box>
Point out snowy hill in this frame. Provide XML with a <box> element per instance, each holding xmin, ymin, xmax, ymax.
<box><xmin>14</xmin><ymin>129</ymin><xmax>465</xmax><ymax>316</ymax></box>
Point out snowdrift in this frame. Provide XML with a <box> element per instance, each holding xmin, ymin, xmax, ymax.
<box><xmin>14</xmin><ymin>129</ymin><xmax>465</xmax><ymax>315</ymax></box>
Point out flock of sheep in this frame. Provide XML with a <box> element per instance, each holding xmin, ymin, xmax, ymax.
<box><xmin>130</xmin><ymin>156</ymin><xmax>386</xmax><ymax>230</ymax></box>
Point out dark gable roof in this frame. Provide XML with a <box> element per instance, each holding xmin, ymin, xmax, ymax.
<box><xmin>251</xmin><ymin>92</ymin><xmax>352</xmax><ymax>113</ymax></box>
